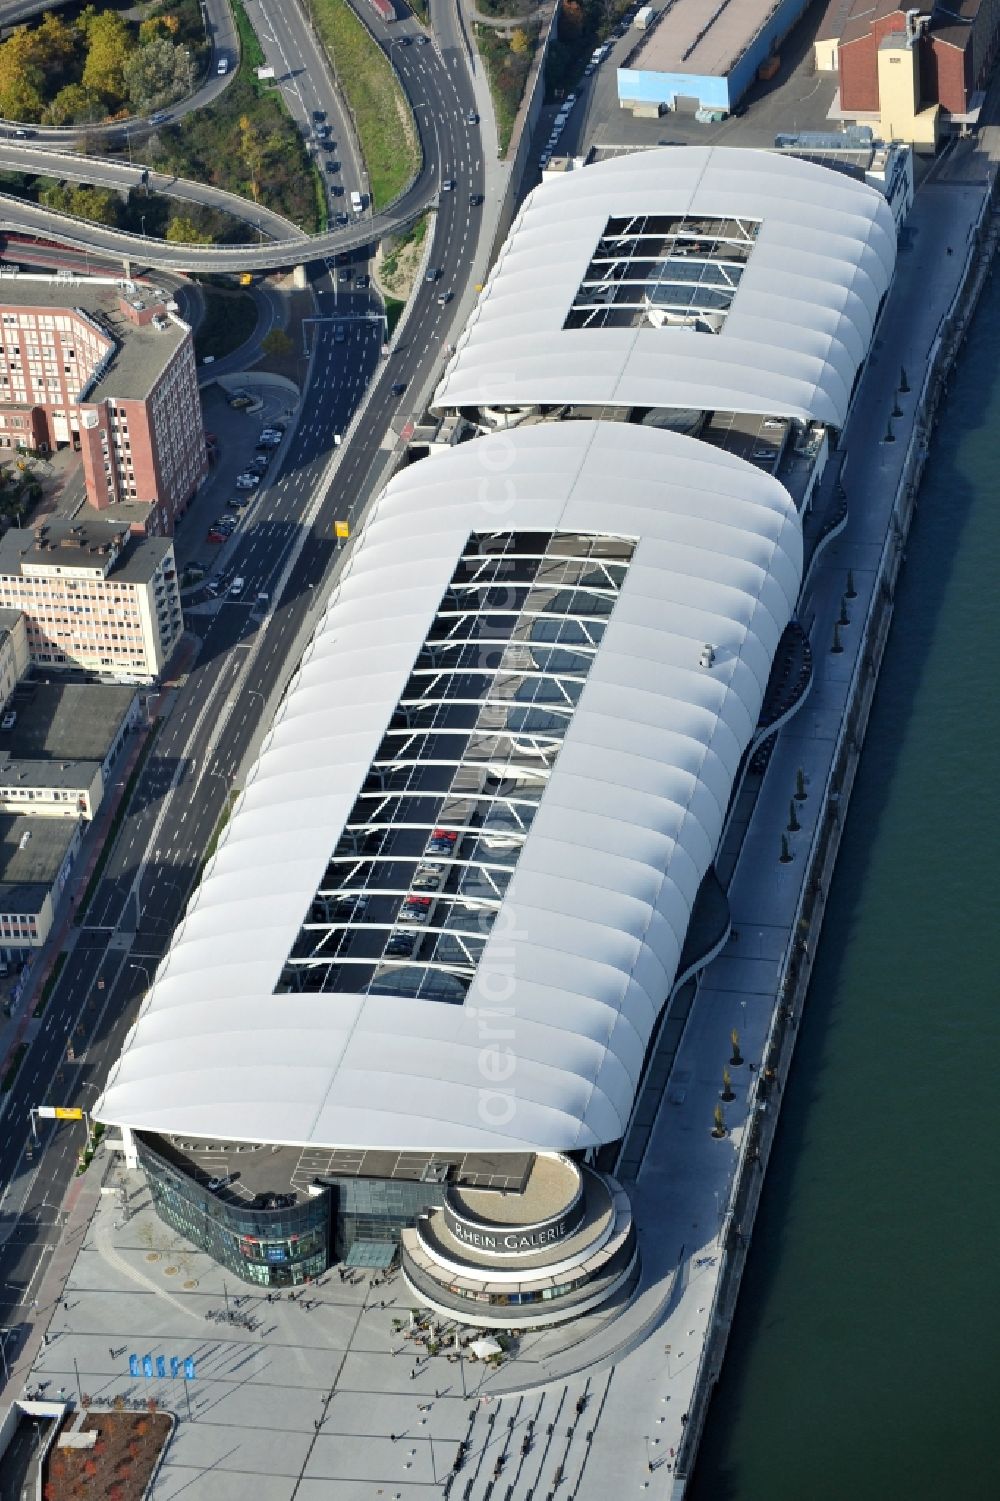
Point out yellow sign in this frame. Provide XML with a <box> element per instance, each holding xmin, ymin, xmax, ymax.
<box><xmin>54</xmin><ymin>1107</ymin><xmax>83</xmax><ymax>1120</ymax></box>
<box><xmin>334</xmin><ymin>520</ymin><xmax>350</xmax><ymax>540</ymax></box>
<box><xmin>239</xmin><ymin>273</ymin><xmax>253</xmax><ymax>286</ymax></box>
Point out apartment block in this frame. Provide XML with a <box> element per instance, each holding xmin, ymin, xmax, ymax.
<box><xmin>0</xmin><ymin>518</ymin><xmax>183</xmax><ymax>683</ymax></box>
<box><xmin>0</xmin><ymin>272</ymin><xmax>207</xmax><ymax>534</ymax></box>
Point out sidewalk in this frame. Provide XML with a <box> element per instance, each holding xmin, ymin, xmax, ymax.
<box><xmin>0</xmin><ymin>631</ymin><xmax>200</xmax><ymax>1088</ymax></box>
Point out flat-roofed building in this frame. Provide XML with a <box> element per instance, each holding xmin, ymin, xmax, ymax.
<box><xmin>0</xmin><ymin>272</ymin><xmax>207</xmax><ymax>533</ymax></box>
<box><xmin>0</xmin><ymin>518</ymin><xmax>182</xmax><ymax>683</ymax></box>
<box><xmin>618</xmin><ymin>0</ymin><xmax>812</xmax><ymax>115</ymax></box>
<box><xmin>0</xmin><ymin>680</ymin><xmax>140</xmax><ymax>819</ymax></box>
<box><xmin>0</xmin><ymin>811</ymin><xmax>81</xmax><ymax>952</ymax></box>
<box><xmin>96</xmin><ymin>420</ymin><xmax>802</xmax><ymax>1310</ymax></box>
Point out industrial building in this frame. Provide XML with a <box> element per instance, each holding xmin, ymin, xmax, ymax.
<box><xmin>0</xmin><ymin>272</ymin><xmax>207</xmax><ymax>533</ymax></box>
<box><xmin>94</xmin><ymin>148</ymin><xmax>893</xmax><ymax>1319</ymax></box>
<box><xmin>617</xmin><ymin>0</ymin><xmax>812</xmax><ymax>116</ymax></box>
<box><xmin>817</xmin><ymin>0</ymin><xmax>1000</xmax><ymax>145</ymax></box>
<box><xmin>0</xmin><ymin>517</ymin><xmax>183</xmax><ymax>683</ymax></box>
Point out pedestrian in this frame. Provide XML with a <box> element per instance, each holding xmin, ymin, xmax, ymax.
<box><xmin>390</xmin><ymin>1433</ymin><xmax>398</xmax><ymax>1443</ymax></box>
<box><xmin>410</xmin><ymin>1368</ymin><xmax>417</xmax><ymax>1381</ymax></box>
<box><xmin>748</xmin><ymin>1062</ymin><xmax>756</xmax><ymax>1073</ymax></box>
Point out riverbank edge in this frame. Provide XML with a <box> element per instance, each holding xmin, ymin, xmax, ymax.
<box><xmin>673</xmin><ymin>170</ymin><xmax>1000</xmax><ymax>1493</ymax></box>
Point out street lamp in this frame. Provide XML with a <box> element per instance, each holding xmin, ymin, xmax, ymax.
<box><xmin>140</xmin><ymin>214</ymin><xmax>147</xmax><ymax>238</ymax></box>
<box><xmin>128</xmin><ymin>962</ymin><xmax>152</xmax><ymax>991</ymax></box>
<box><xmin>0</xmin><ymin>1328</ymin><xmax>10</xmax><ymax>1387</ymax></box>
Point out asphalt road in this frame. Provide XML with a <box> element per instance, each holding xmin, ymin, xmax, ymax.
<box><xmin>0</xmin><ymin>0</ymin><xmax>450</xmax><ymax>271</ymax></box>
<box><xmin>0</xmin><ymin>2</ymin><xmax>486</xmax><ymax>1348</ymax></box>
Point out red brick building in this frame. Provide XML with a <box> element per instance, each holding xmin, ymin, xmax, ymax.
<box><xmin>0</xmin><ymin>275</ymin><xmax>207</xmax><ymax>534</ymax></box>
<box><xmin>835</xmin><ymin>0</ymin><xmax>1000</xmax><ymax>119</ymax></box>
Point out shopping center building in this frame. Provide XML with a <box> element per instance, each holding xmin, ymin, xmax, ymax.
<box><xmin>95</xmin><ymin>148</ymin><xmax>895</xmax><ymax>1324</ymax></box>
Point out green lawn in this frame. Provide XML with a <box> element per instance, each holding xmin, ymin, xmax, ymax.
<box><xmin>310</xmin><ymin>0</ymin><xmax>420</xmax><ymax>210</ymax></box>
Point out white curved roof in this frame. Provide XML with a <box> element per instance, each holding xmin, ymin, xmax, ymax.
<box><xmin>96</xmin><ymin>422</ymin><xmax>802</xmax><ymax>1153</ymax></box>
<box><xmin>433</xmin><ymin>146</ymin><xmax>896</xmax><ymax>429</ymax></box>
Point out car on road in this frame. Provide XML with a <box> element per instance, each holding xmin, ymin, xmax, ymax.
<box><xmin>416</xmin><ymin>33</ymin><xmax>429</xmax><ymax>44</ymax></box>
<box><xmin>313</xmin><ymin>109</ymin><xmax>326</xmax><ymax>121</ymax></box>
<box><xmin>207</xmin><ymin>528</ymin><xmax>227</xmax><ymax>544</ymax></box>
<box><xmin>538</xmin><ymin>152</ymin><xmax>550</xmax><ymax>168</ymax></box>
<box><xmin>325</xmin><ymin>162</ymin><xmax>339</xmax><ymax>175</ymax></box>
<box><xmin>390</xmin><ymin>381</ymin><xmax>407</xmax><ymax>396</ymax></box>
<box><xmin>413</xmin><ymin>862</ymin><xmax>445</xmax><ymax>891</ymax></box>
<box><xmin>216</xmin><ymin>57</ymin><xmax>229</xmax><ymax>75</ymax></box>
<box><xmin>437</xmin><ymin>291</ymin><xmax>453</xmax><ymax>305</ymax></box>
<box><xmin>229</xmin><ymin>577</ymin><xmax>245</xmax><ymax>597</ymax></box>
<box><xmin>386</xmin><ymin>931</ymin><xmax>417</xmax><ymax>957</ymax></box>
<box><xmin>442</xmin><ymin>178</ymin><xmax>455</xmax><ymax>193</ymax></box>
<box><xmin>466</xmin><ymin>110</ymin><xmax>479</xmax><ymax>125</ymax></box>
<box><xmin>149</xmin><ymin>111</ymin><xmax>167</xmax><ymax>125</ymax></box>
<box><xmin>333</xmin><ymin>433</ymin><xmax>342</xmax><ymax>446</ymax></box>
<box><xmin>249</xmin><ymin>456</ymin><xmax>270</xmax><ymax>473</ymax></box>
<box><xmin>355</xmin><ymin>272</ymin><xmax>369</xmax><ymax>287</ymax></box>
<box><xmin>470</xmin><ymin>193</ymin><xmax>484</xmax><ymax>206</ymax></box>
<box><xmin>235</xmin><ymin>472</ymin><xmax>261</xmax><ymax>489</ymax></box>
<box><xmin>13</xmin><ymin>128</ymin><xmax>36</xmax><ymax>139</ymax></box>
<box><xmin>334</xmin><ymin>892</ymin><xmax>370</xmax><ymax>916</ymax></box>
<box><xmin>429</xmin><ymin>827</ymin><xmax>458</xmax><ymax>854</ymax></box>
<box><xmin>425</xmin><ymin>267</ymin><xmax>441</xmax><ymax>282</ymax></box>
<box><xmin>334</xmin><ymin>324</ymin><xmax>346</xmax><ymax>342</ymax></box>
<box><xmin>335</xmin><ymin>211</ymin><xmax>349</xmax><ymax>226</ymax></box>
<box><xmin>316</xmin><ymin>123</ymin><xmax>331</xmax><ymax>138</ymax></box>
<box><xmin>0</xmin><ymin>711</ymin><xmax>16</xmax><ymax>731</ymax></box>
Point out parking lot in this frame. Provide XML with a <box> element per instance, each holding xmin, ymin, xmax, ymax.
<box><xmin>173</xmin><ymin>382</ymin><xmax>300</xmax><ymax>587</ymax></box>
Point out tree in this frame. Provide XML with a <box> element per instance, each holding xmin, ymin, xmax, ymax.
<box><xmin>39</xmin><ymin>180</ymin><xmax>73</xmax><ymax>215</ymax></box>
<box><xmin>81</xmin><ymin>11</ymin><xmax>134</xmax><ymax>105</ymax></box>
<box><xmin>69</xmin><ymin>184</ymin><xmax>120</xmax><ymax>225</ymax></box>
<box><xmin>510</xmin><ymin>27</ymin><xmax>530</xmax><ymax>54</ymax></box>
<box><xmin>44</xmin><ymin>83</ymin><xmax>102</xmax><ymax>127</ymax></box>
<box><xmin>238</xmin><ymin>114</ymin><xmax>265</xmax><ymax>201</ymax></box>
<box><xmin>261</xmin><ymin>328</ymin><xmax>294</xmax><ymax>358</ymax></box>
<box><xmin>31</xmin><ymin>12</ymin><xmax>80</xmax><ymax>82</ymax></box>
<box><xmin>123</xmin><ymin>37</ymin><xmax>195</xmax><ymax>113</ymax></box>
<box><xmin>0</xmin><ymin>29</ymin><xmax>46</xmax><ymax>121</ymax></box>
<box><xmin>165</xmin><ymin>214</ymin><xmax>204</xmax><ymax>243</ymax></box>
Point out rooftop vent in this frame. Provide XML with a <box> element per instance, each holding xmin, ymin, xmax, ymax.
<box><xmin>18</xmin><ymin>829</ymin><xmax>31</xmax><ymax>850</ymax></box>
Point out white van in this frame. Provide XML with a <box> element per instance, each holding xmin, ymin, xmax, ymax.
<box><xmin>350</xmin><ymin>190</ymin><xmax>364</xmax><ymax>214</ymax></box>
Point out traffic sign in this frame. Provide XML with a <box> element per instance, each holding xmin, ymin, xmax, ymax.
<box><xmin>334</xmin><ymin>520</ymin><xmax>350</xmax><ymax>540</ymax></box>
<box><xmin>37</xmin><ymin>1106</ymin><xmax>83</xmax><ymax>1120</ymax></box>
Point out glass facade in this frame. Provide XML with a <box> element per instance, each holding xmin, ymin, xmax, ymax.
<box><xmin>327</xmin><ymin>1175</ymin><xmax>445</xmax><ymax>1260</ymax></box>
<box><xmin>137</xmin><ymin>1137</ymin><xmax>332</xmax><ymax>1287</ymax></box>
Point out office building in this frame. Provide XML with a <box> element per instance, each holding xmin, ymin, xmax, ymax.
<box><xmin>0</xmin><ymin>272</ymin><xmax>207</xmax><ymax>533</ymax></box>
<box><xmin>0</xmin><ymin>518</ymin><xmax>182</xmax><ymax>683</ymax></box>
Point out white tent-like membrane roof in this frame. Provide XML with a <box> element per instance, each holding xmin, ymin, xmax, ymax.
<box><xmin>96</xmin><ymin>422</ymin><xmax>803</xmax><ymax>1152</ymax></box>
<box><xmin>432</xmin><ymin>146</ymin><xmax>896</xmax><ymax>429</ymax></box>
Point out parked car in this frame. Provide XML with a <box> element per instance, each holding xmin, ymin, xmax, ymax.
<box><xmin>429</xmin><ymin>828</ymin><xmax>458</xmax><ymax>854</ymax></box>
<box><xmin>386</xmin><ymin>931</ymin><xmax>417</xmax><ymax>957</ymax></box>
<box><xmin>235</xmin><ymin>472</ymin><xmax>261</xmax><ymax>489</ymax></box>
<box><xmin>216</xmin><ymin>57</ymin><xmax>229</xmax><ymax>75</ymax></box>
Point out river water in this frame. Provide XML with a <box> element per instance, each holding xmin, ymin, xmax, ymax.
<box><xmin>689</xmin><ymin>267</ymin><xmax>1000</xmax><ymax>1501</ymax></box>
